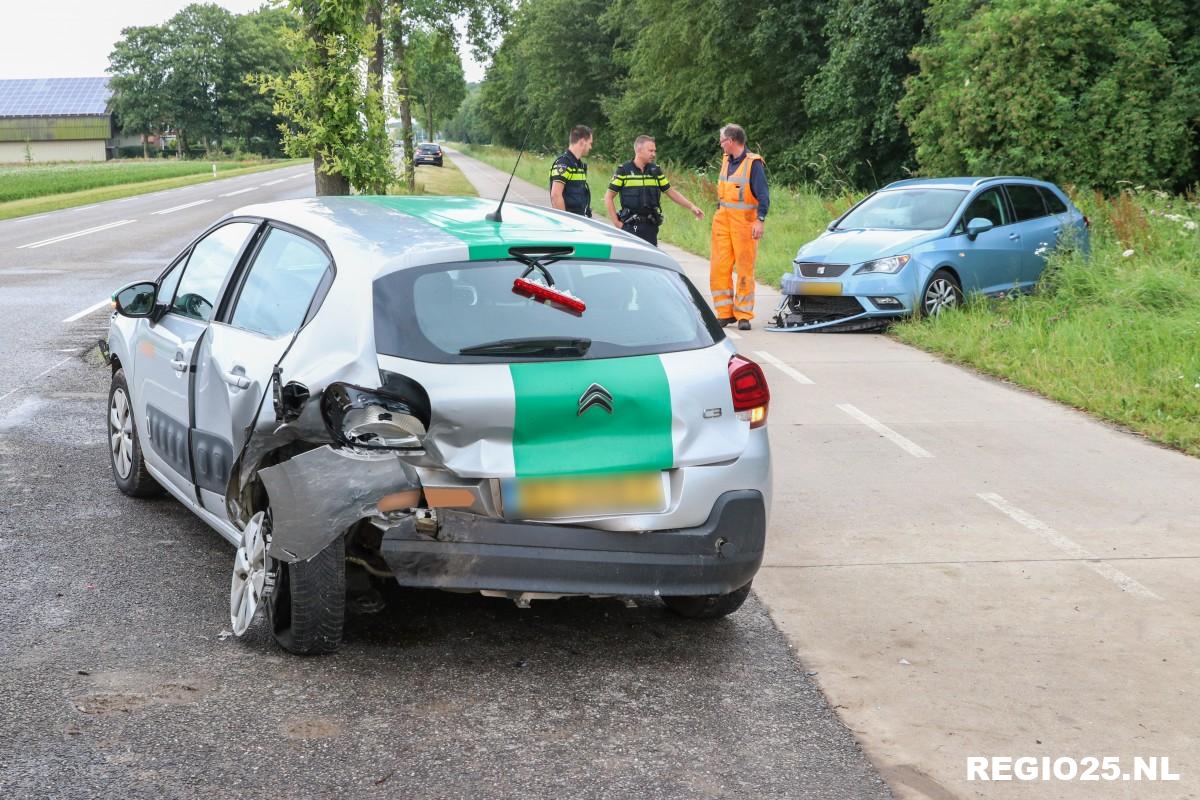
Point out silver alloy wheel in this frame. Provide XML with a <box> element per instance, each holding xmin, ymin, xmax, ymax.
<box><xmin>924</xmin><ymin>278</ymin><xmax>960</xmax><ymax>316</ymax></box>
<box><xmin>109</xmin><ymin>387</ymin><xmax>134</xmax><ymax>480</ymax></box>
<box><xmin>231</xmin><ymin>511</ymin><xmax>269</xmax><ymax>636</ymax></box>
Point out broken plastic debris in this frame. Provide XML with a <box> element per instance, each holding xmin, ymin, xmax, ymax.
<box><xmin>217</xmin><ymin>629</ymin><xmax>233</xmax><ymax>641</ymax></box>
<box><xmin>1121</xmin><ymin>249</ymin><xmax>1135</xmax><ymax>257</ymax></box>
<box><xmin>898</xmin><ymin>658</ymin><xmax>912</xmax><ymax>666</ymax></box>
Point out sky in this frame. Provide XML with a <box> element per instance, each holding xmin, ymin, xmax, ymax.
<box><xmin>0</xmin><ymin>0</ymin><xmax>486</xmax><ymax>82</ymax></box>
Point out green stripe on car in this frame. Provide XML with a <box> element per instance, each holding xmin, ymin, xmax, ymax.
<box><xmin>358</xmin><ymin>195</ymin><xmax>612</xmax><ymax>262</ymax></box>
<box><xmin>509</xmin><ymin>355</ymin><xmax>673</xmax><ymax>478</ymax></box>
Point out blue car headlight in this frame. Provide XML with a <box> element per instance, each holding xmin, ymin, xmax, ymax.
<box><xmin>854</xmin><ymin>254</ymin><xmax>910</xmax><ymax>275</ymax></box>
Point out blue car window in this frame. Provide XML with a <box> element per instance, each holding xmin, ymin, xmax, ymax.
<box><xmin>1038</xmin><ymin>187</ymin><xmax>1068</xmax><ymax>214</ymax></box>
<box><xmin>1006</xmin><ymin>184</ymin><xmax>1048</xmax><ymax>221</ymax></box>
<box><xmin>960</xmin><ymin>188</ymin><xmax>1008</xmax><ymax>229</ymax></box>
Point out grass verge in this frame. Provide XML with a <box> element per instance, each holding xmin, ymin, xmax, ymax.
<box><xmin>893</xmin><ymin>189</ymin><xmax>1200</xmax><ymax>456</ymax></box>
<box><xmin>0</xmin><ymin>159</ymin><xmax>309</xmax><ymax>221</ymax></box>
<box><xmin>389</xmin><ymin>158</ymin><xmax>478</xmax><ymax>196</ymax></box>
<box><xmin>457</xmin><ymin>144</ymin><xmax>1200</xmax><ymax>457</ymax></box>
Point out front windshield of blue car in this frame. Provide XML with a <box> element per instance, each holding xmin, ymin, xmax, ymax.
<box><xmin>836</xmin><ymin>188</ymin><xmax>967</xmax><ymax>231</ymax></box>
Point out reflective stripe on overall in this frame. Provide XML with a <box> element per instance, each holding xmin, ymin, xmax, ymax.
<box><xmin>710</xmin><ymin>152</ymin><xmax>762</xmax><ymax>320</ymax></box>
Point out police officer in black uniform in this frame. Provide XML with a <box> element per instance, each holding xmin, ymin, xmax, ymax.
<box><xmin>549</xmin><ymin>125</ymin><xmax>594</xmax><ymax>217</ymax></box>
<box><xmin>604</xmin><ymin>135</ymin><xmax>704</xmax><ymax>246</ymax></box>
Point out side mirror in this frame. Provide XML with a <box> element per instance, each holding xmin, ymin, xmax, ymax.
<box><xmin>966</xmin><ymin>217</ymin><xmax>994</xmax><ymax>240</ymax></box>
<box><xmin>113</xmin><ymin>281</ymin><xmax>158</xmax><ymax>318</ymax></box>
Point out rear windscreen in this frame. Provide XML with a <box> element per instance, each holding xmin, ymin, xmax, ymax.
<box><xmin>374</xmin><ymin>259</ymin><xmax>721</xmax><ymax>363</ymax></box>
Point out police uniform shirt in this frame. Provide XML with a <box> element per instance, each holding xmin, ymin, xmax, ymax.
<box><xmin>608</xmin><ymin>161</ymin><xmax>671</xmax><ymax>217</ymax></box>
<box><xmin>549</xmin><ymin>150</ymin><xmax>591</xmax><ymax>216</ymax></box>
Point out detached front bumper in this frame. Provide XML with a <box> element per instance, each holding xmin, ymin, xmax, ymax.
<box><xmin>771</xmin><ymin>272</ymin><xmax>917</xmax><ymax>331</ymax></box>
<box><xmin>377</xmin><ymin>490</ymin><xmax>766</xmax><ymax>597</ymax></box>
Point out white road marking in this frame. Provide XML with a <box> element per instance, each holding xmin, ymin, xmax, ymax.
<box><xmin>152</xmin><ymin>199</ymin><xmax>212</xmax><ymax>215</ymax></box>
<box><xmin>62</xmin><ymin>298</ymin><xmax>112</xmax><ymax>323</ymax></box>
<box><xmin>0</xmin><ymin>357</ymin><xmax>73</xmax><ymax>404</ymax></box>
<box><xmin>977</xmin><ymin>492</ymin><xmax>1160</xmax><ymax>599</ymax></box>
<box><xmin>287</xmin><ymin>173</ymin><xmax>309</xmax><ymax>180</ymax></box>
<box><xmin>837</xmin><ymin>403</ymin><xmax>933</xmax><ymax>458</ymax></box>
<box><xmin>754</xmin><ymin>350</ymin><xmax>814</xmax><ymax>385</ymax></box>
<box><xmin>17</xmin><ymin>219</ymin><xmax>136</xmax><ymax>249</ymax></box>
<box><xmin>220</xmin><ymin>187</ymin><xmax>258</xmax><ymax>197</ymax></box>
<box><xmin>262</xmin><ymin>178</ymin><xmax>287</xmax><ymax>187</ymax></box>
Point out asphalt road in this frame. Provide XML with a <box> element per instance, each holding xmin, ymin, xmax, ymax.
<box><xmin>446</xmin><ymin>147</ymin><xmax>1200</xmax><ymax>800</ymax></box>
<box><xmin>0</xmin><ymin>164</ymin><xmax>891</xmax><ymax>799</ymax></box>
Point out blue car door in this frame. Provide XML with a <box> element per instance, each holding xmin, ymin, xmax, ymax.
<box><xmin>951</xmin><ymin>187</ymin><xmax>1021</xmax><ymax>296</ymax></box>
<box><xmin>1005</xmin><ymin>183</ymin><xmax>1060</xmax><ymax>289</ymax></box>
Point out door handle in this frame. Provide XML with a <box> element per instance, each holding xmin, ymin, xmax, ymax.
<box><xmin>1008</xmin><ymin>233</ymin><xmax>1020</xmax><ymax>240</ymax></box>
<box><xmin>222</xmin><ymin>371</ymin><xmax>251</xmax><ymax>390</ymax></box>
<box><xmin>170</xmin><ymin>357</ymin><xmax>188</xmax><ymax>372</ymax></box>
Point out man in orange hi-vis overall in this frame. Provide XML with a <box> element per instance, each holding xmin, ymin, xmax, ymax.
<box><xmin>710</xmin><ymin>123</ymin><xmax>770</xmax><ymax>330</ymax></box>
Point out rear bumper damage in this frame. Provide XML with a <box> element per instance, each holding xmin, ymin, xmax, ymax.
<box><xmin>375</xmin><ymin>490</ymin><xmax>766</xmax><ymax>597</ymax></box>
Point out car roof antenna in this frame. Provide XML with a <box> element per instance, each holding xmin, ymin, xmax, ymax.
<box><xmin>486</xmin><ymin>134</ymin><xmax>528</xmax><ymax>223</ymax></box>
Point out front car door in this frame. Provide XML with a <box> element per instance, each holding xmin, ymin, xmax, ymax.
<box><xmin>192</xmin><ymin>225</ymin><xmax>334</xmax><ymax>517</ymax></box>
<box><xmin>950</xmin><ymin>186</ymin><xmax>1021</xmax><ymax>296</ymax></box>
<box><xmin>132</xmin><ymin>220</ymin><xmax>259</xmax><ymax>499</ymax></box>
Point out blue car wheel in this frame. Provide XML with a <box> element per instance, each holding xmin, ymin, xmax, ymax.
<box><xmin>921</xmin><ymin>269</ymin><xmax>963</xmax><ymax>317</ymax></box>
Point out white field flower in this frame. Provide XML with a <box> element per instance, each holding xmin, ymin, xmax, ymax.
<box><xmin>1122</xmin><ymin>249</ymin><xmax>1135</xmax><ymax>257</ymax></box>
<box><xmin>1185</xmin><ymin>221</ymin><xmax>1197</xmax><ymax>231</ymax></box>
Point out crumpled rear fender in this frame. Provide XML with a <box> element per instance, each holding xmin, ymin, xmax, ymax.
<box><xmin>257</xmin><ymin>445</ymin><xmax>420</xmax><ymax>562</ymax></box>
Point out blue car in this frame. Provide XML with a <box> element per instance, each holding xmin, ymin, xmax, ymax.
<box><xmin>770</xmin><ymin>177</ymin><xmax>1089</xmax><ymax>331</ymax></box>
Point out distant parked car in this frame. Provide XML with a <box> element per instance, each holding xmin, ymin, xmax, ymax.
<box><xmin>771</xmin><ymin>177</ymin><xmax>1089</xmax><ymax>331</ymax></box>
<box><xmin>414</xmin><ymin>142</ymin><xmax>444</xmax><ymax>167</ymax></box>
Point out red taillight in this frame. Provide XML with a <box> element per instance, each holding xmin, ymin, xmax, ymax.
<box><xmin>512</xmin><ymin>278</ymin><xmax>586</xmax><ymax>315</ymax></box>
<box><xmin>728</xmin><ymin>354</ymin><xmax>770</xmax><ymax>428</ymax></box>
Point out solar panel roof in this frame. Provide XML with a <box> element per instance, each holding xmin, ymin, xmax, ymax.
<box><xmin>0</xmin><ymin>77</ymin><xmax>111</xmax><ymax>117</ymax></box>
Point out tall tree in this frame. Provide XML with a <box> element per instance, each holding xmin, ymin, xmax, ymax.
<box><xmin>797</xmin><ymin>0</ymin><xmax>927</xmax><ymax>188</ymax></box>
<box><xmin>408</xmin><ymin>28</ymin><xmax>467</xmax><ymax>142</ymax></box>
<box><xmin>164</xmin><ymin>3</ymin><xmax>238</xmax><ymax>155</ymax></box>
<box><xmin>387</xmin><ymin>0</ymin><xmax>510</xmax><ymax>190</ymax></box>
<box><xmin>900</xmin><ymin>0</ymin><xmax>1193</xmax><ymax>189</ymax></box>
<box><xmin>108</xmin><ymin>25</ymin><xmax>171</xmax><ymax>158</ymax></box>
<box><xmin>258</xmin><ymin>0</ymin><xmax>394</xmax><ymax>195</ymax></box>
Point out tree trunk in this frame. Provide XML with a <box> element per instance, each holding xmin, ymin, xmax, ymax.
<box><xmin>142</xmin><ymin>132</ymin><xmax>148</xmax><ymax>160</ymax></box>
<box><xmin>388</xmin><ymin>9</ymin><xmax>416</xmax><ymax>192</ymax></box>
<box><xmin>314</xmin><ymin>151</ymin><xmax>351</xmax><ymax>196</ymax></box>
<box><xmin>366</xmin><ymin>0</ymin><xmax>387</xmax><ymax>193</ymax></box>
<box><xmin>426</xmin><ymin>105</ymin><xmax>435</xmax><ymax>143</ymax></box>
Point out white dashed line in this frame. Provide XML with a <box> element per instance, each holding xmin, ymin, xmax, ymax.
<box><xmin>754</xmin><ymin>351</ymin><xmax>814</xmax><ymax>385</ymax></box>
<box><xmin>62</xmin><ymin>298</ymin><xmax>112</xmax><ymax>323</ymax></box>
<box><xmin>287</xmin><ymin>173</ymin><xmax>309</xmax><ymax>180</ymax></box>
<box><xmin>837</xmin><ymin>403</ymin><xmax>933</xmax><ymax>458</ymax></box>
<box><xmin>17</xmin><ymin>219</ymin><xmax>137</xmax><ymax>249</ymax></box>
<box><xmin>220</xmin><ymin>187</ymin><xmax>258</xmax><ymax>197</ymax></box>
<box><xmin>152</xmin><ymin>199</ymin><xmax>213</xmax><ymax>215</ymax></box>
<box><xmin>977</xmin><ymin>492</ymin><xmax>1160</xmax><ymax>599</ymax></box>
<box><xmin>0</xmin><ymin>357</ymin><xmax>73</xmax><ymax>404</ymax></box>
<box><xmin>262</xmin><ymin>178</ymin><xmax>287</xmax><ymax>187</ymax></box>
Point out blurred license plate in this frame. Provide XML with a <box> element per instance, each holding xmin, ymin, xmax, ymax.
<box><xmin>797</xmin><ymin>282</ymin><xmax>843</xmax><ymax>296</ymax></box>
<box><xmin>501</xmin><ymin>472</ymin><xmax>667</xmax><ymax>519</ymax></box>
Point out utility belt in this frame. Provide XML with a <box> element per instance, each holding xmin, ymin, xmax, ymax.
<box><xmin>618</xmin><ymin>207</ymin><xmax>664</xmax><ymax>226</ymax></box>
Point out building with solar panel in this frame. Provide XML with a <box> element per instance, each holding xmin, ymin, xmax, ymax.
<box><xmin>0</xmin><ymin>77</ymin><xmax>115</xmax><ymax>162</ymax></box>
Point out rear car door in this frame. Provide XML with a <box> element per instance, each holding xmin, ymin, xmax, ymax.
<box><xmin>952</xmin><ymin>187</ymin><xmax>1020</xmax><ymax>295</ymax></box>
<box><xmin>1004</xmin><ymin>183</ymin><xmax>1059</xmax><ymax>287</ymax></box>
<box><xmin>192</xmin><ymin>225</ymin><xmax>333</xmax><ymax>517</ymax></box>
<box><xmin>132</xmin><ymin>220</ymin><xmax>258</xmax><ymax>498</ymax></box>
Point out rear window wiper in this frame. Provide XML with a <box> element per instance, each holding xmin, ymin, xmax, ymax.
<box><xmin>459</xmin><ymin>337</ymin><xmax>591</xmax><ymax>357</ymax></box>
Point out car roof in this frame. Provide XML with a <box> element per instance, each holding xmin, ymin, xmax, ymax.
<box><xmin>881</xmin><ymin>176</ymin><xmax>1059</xmax><ymax>191</ymax></box>
<box><xmin>231</xmin><ymin>195</ymin><xmax>677</xmax><ymax>278</ymax></box>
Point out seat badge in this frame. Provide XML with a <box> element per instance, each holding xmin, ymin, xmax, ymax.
<box><xmin>578</xmin><ymin>383</ymin><xmax>614</xmax><ymax>416</ymax></box>
<box><xmin>816</xmin><ymin>265</ymin><xmax>826</xmax><ymax>275</ymax></box>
